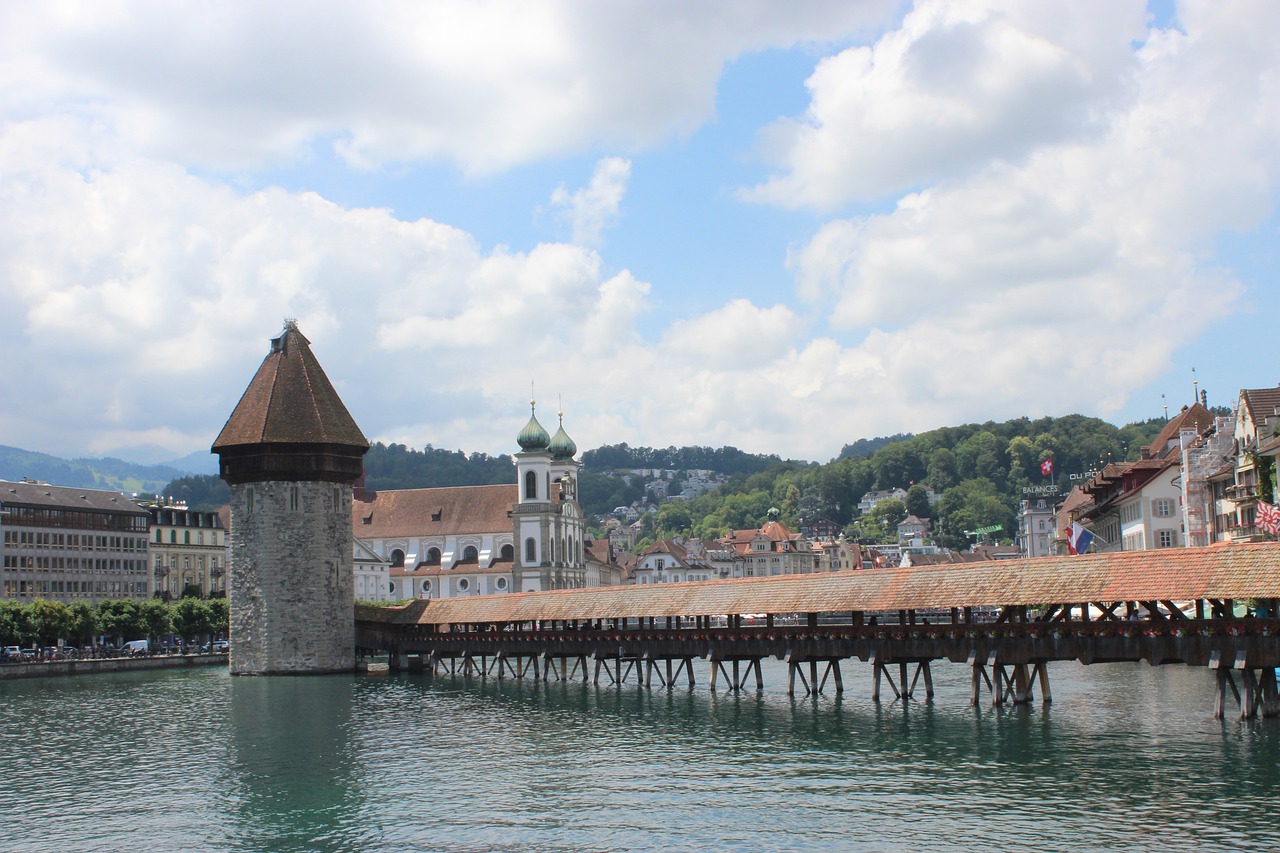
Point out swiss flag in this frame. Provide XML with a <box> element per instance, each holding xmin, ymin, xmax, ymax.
<box><xmin>1040</xmin><ymin>457</ymin><xmax>1054</xmax><ymax>476</ymax></box>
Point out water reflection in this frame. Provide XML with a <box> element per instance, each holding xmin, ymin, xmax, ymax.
<box><xmin>226</xmin><ymin>675</ymin><xmax>366</xmax><ymax>853</ymax></box>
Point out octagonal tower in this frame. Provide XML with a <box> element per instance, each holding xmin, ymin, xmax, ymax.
<box><xmin>212</xmin><ymin>321</ymin><xmax>369</xmax><ymax>674</ymax></box>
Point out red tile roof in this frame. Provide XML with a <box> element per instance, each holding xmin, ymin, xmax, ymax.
<box><xmin>354</xmin><ymin>484</ymin><xmax>516</xmax><ymax>538</ymax></box>
<box><xmin>213</xmin><ymin>321</ymin><xmax>368</xmax><ymax>450</ymax></box>
<box><xmin>358</xmin><ymin>542</ymin><xmax>1280</xmax><ymax>624</ymax></box>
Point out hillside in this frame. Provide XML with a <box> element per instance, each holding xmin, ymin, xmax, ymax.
<box><xmin>0</xmin><ymin>445</ymin><xmax>188</xmax><ymax>496</ymax></box>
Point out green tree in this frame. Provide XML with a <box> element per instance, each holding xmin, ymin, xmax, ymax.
<box><xmin>207</xmin><ymin>598</ymin><xmax>230</xmax><ymax>638</ymax></box>
<box><xmin>139</xmin><ymin>598</ymin><xmax>172</xmax><ymax>642</ymax></box>
<box><xmin>97</xmin><ymin>599</ymin><xmax>145</xmax><ymax>643</ymax></box>
<box><xmin>926</xmin><ymin>447</ymin><xmax>958</xmax><ymax>492</ymax></box>
<box><xmin>0</xmin><ymin>599</ymin><xmax>23</xmax><ymax>645</ymax></box>
<box><xmin>654</xmin><ymin>501</ymin><xmax>693</xmax><ymax>539</ymax></box>
<box><xmin>172</xmin><ymin>598</ymin><xmax>214</xmax><ymax>646</ymax></box>
<box><xmin>66</xmin><ymin>601</ymin><xmax>97</xmax><ymax>646</ymax></box>
<box><xmin>29</xmin><ymin>599</ymin><xmax>72</xmax><ymax>646</ymax></box>
<box><xmin>905</xmin><ymin>484</ymin><xmax>931</xmax><ymax>519</ymax></box>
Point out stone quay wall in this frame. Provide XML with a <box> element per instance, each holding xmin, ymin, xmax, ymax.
<box><xmin>0</xmin><ymin>654</ymin><xmax>227</xmax><ymax>680</ymax></box>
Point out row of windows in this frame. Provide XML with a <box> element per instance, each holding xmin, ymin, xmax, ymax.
<box><xmin>1</xmin><ymin>506</ymin><xmax>148</xmax><ymax>532</ymax></box>
<box><xmin>154</xmin><ymin>555</ymin><xmax>218</xmax><ymax>570</ymax></box>
<box><xmin>390</xmin><ymin>544</ymin><xmax>514</xmax><ymax>568</ymax></box>
<box><xmin>2</xmin><ymin>556</ymin><xmax>146</xmax><ymax>572</ymax></box>
<box><xmin>154</xmin><ymin>528</ymin><xmax>221</xmax><ymax>545</ymax></box>
<box><xmin>3</xmin><ymin>531</ymin><xmax>147</xmax><ymax>552</ymax></box>
<box><xmin>2</xmin><ymin>580</ymin><xmax>147</xmax><ymax>596</ymax></box>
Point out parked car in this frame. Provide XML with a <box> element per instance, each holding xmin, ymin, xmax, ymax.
<box><xmin>120</xmin><ymin>639</ymin><xmax>150</xmax><ymax>656</ymax></box>
<box><xmin>200</xmin><ymin>640</ymin><xmax>229</xmax><ymax>654</ymax></box>
<box><xmin>2</xmin><ymin>646</ymin><xmax>21</xmax><ymax>663</ymax></box>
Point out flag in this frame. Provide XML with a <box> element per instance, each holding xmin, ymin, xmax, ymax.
<box><xmin>1259</xmin><ymin>501</ymin><xmax>1280</xmax><ymax>537</ymax></box>
<box><xmin>1040</xmin><ymin>457</ymin><xmax>1054</xmax><ymax>476</ymax></box>
<box><xmin>1067</xmin><ymin>522</ymin><xmax>1094</xmax><ymax>555</ymax></box>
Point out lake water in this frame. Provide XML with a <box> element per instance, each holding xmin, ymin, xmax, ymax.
<box><xmin>3</xmin><ymin>659</ymin><xmax>1279</xmax><ymax>852</ymax></box>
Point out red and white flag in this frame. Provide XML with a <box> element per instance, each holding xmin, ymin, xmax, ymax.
<box><xmin>1040</xmin><ymin>457</ymin><xmax>1054</xmax><ymax>477</ymax></box>
<box><xmin>1258</xmin><ymin>501</ymin><xmax>1280</xmax><ymax>537</ymax></box>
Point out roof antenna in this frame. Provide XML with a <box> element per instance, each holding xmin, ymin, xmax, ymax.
<box><xmin>1192</xmin><ymin>366</ymin><xmax>1198</xmax><ymax>405</ymax></box>
<box><xmin>1162</xmin><ymin>393</ymin><xmax>1167</xmax><ymax>419</ymax></box>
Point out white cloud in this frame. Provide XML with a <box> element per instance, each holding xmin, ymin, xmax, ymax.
<box><xmin>549</xmin><ymin>157</ymin><xmax>631</xmax><ymax>246</ymax></box>
<box><xmin>0</xmin><ymin>1</ymin><xmax>896</xmax><ymax>174</ymax></box>
<box><xmin>744</xmin><ymin>0</ymin><xmax>1149</xmax><ymax>208</ymax></box>
<box><xmin>2</xmin><ymin>2</ymin><xmax>1278</xmax><ymax>467</ymax></box>
<box><xmin>779</xmin><ymin>0</ymin><xmax>1280</xmax><ymax>431</ymax></box>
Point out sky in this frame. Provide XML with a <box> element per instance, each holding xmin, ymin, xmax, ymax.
<box><xmin>2</xmin><ymin>0</ymin><xmax>1278</xmax><ymax>468</ymax></box>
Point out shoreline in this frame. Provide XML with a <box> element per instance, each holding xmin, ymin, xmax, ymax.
<box><xmin>0</xmin><ymin>653</ymin><xmax>228</xmax><ymax>680</ymax></box>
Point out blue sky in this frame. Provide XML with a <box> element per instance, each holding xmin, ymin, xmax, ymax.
<box><xmin>1</xmin><ymin>1</ymin><xmax>1277</xmax><ymax>467</ymax></box>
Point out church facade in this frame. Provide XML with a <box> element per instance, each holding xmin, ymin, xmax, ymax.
<box><xmin>353</xmin><ymin>403</ymin><xmax>612</xmax><ymax>599</ymax></box>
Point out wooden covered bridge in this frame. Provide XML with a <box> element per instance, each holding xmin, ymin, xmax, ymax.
<box><xmin>355</xmin><ymin>542</ymin><xmax>1280</xmax><ymax>718</ymax></box>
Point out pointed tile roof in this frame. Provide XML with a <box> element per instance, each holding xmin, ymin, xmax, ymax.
<box><xmin>213</xmin><ymin>321</ymin><xmax>368</xmax><ymax>451</ymax></box>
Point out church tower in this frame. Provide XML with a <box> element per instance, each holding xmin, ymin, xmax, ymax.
<box><xmin>511</xmin><ymin>400</ymin><xmax>586</xmax><ymax>592</ymax></box>
<box><xmin>212</xmin><ymin>321</ymin><xmax>369</xmax><ymax>674</ymax></box>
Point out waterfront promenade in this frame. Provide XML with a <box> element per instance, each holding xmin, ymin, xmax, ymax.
<box><xmin>0</xmin><ymin>652</ymin><xmax>227</xmax><ymax>680</ymax></box>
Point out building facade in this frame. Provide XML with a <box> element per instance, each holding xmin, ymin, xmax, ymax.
<box><xmin>146</xmin><ymin>502</ymin><xmax>229</xmax><ymax>599</ymax></box>
<box><xmin>722</xmin><ymin>516</ymin><xmax>820</xmax><ymax>577</ymax></box>
<box><xmin>353</xmin><ymin>404</ymin><xmax>596</xmax><ymax>599</ymax></box>
<box><xmin>1</xmin><ymin>480</ymin><xmax>150</xmax><ymax>603</ymax></box>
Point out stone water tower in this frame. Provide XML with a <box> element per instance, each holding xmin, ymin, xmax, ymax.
<box><xmin>212</xmin><ymin>321</ymin><xmax>369</xmax><ymax>674</ymax></box>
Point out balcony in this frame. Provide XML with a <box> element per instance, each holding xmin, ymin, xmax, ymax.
<box><xmin>1226</xmin><ymin>483</ymin><xmax>1257</xmax><ymax>501</ymax></box>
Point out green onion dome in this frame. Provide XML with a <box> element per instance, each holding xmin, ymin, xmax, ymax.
<box><xmin>549</xmin><ymin>415</ymin><xmax>577</xmax><ymax>461</ymax></box>
<box><xmin>517</xmin><ymin>402</ymin><xmax>550</xmax><ymax>452</ymax></box>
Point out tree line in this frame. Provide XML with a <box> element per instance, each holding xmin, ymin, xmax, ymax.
<box><xmin>0</xmin><ymin>597</ymin><xmax>230</xmax><ymax>648</ymax></box>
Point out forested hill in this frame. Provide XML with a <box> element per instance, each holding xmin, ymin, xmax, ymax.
<box><xmin>634</xmin><ymin>413</ymin><xmax>1179</xmax><ymax>553</ymax></box>
<box><xmin>362</xmin><ymin>442</ymin><xmax>515</xmax><ymax>490</ymax></box>
<box><xmin>581</xmin><ymin>444</ymin><xmax>788</xmax><ymax>475</ymax></box>
<box><xmin>0</xmin><ymin>445</ymin><xmax>185</xmax><ymax>495</ymax></box>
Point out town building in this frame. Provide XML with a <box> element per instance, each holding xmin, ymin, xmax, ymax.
<box><xmin>1</xmin><ymin>479</ymin><xmax>151</xmax><ymax>603</ymax></box>
<box><xmin>721</xmin><ymin>514</ymin><xmax>820</xmax><ymax>577</ymax></box>
<box><xmin>1017</xmin><ymin>497</ymin><xmax>1057</xmax><ymax>558</ymax></box>
<box><xmin>814</xmin><ymin>536</ymin><xmax>862</xmax><ymax>572</ymax></box>
<box><xmin>631</xmin><ymin>539</ymin><xmax>717</xmax><ymax>584</ymax></box>
<box><xmin>353</xmin><ymin>538</ymin><xmax>391</xmax><ymax>602</ymax></box>
<box><xmin>1062</xmin><ymin>403</ymin><xmax>1216</xmax><ymax>553</ymax></box>
<box><xmin>145</xmin><ymin>501</ymin><xmax>229</xmax><ymax>600</ymax></box>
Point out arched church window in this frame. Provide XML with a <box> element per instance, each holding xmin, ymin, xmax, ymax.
<box><xmin>525</xmin><ymin>538</ymin><xmax>536</xmax><ymax>562</ymax></box>
<box><xmin>500</xmin><ymin>544</ymin><xmax>513</xmax><ymax>561</ymax></box>
<box><xmin>391</xmin><ymin>549</ymin><xmax>405</xmax><ymax>568</ymax></box>
<box><xmin>463</xmin><ymin>545</ymin><xmax>478</xmax><ymax>562</ymax></box>
<box><xmin>525</xmin><ymin>471</ymin><xmax>537</xmax><ymax>500</ymax></box>
<box><xmin>426</xmin><ymin>547</ymin><xmax>441</xmax><ymax>565</ymax></box>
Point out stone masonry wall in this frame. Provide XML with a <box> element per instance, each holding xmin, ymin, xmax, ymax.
<box><xmin>228</xmin><ymin>480</ymin><xmax>354</xmax><ymax>674</ymax></box>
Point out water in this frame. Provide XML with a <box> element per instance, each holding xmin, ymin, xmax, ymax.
<box><xmin>3</xmin><ymin>659</ymin><xmax>1279</xmax><ymax>852</ymax></box>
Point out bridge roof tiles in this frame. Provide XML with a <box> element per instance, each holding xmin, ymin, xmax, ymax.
<box><xmin>363</xmin><ymin>543</ymin><xmax>1280</xmax><ymax>626</ymax></box>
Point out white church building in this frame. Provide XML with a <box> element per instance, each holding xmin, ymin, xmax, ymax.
<box><xmin>352</xmin><ymin>403</ymin><xmax>611</xmax><ymax>600</ymax></box>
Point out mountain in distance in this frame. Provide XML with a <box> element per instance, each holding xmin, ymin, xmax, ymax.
<box><xmin>0</xmin><ymin>444</ymin><xmax>197</xmax><ymax>495</ymax></box>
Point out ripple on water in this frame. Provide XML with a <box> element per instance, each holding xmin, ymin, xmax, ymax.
<box><xmin>1</xmin><ymin>661</ymin><xmax>1280</xmax><ymax>852</ymax></box>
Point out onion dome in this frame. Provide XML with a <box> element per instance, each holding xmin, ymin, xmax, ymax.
<box><xmin>549</xmin><ymin>412</ymin><xmax>577</xmax><ymax>461</ymax></box>
<box><xmin>517</xmin><ymin>401</ymin><xmax>550</xmax><ymax>452</ymax></box>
